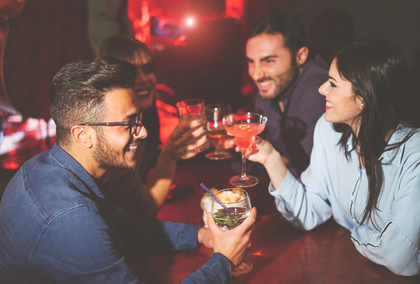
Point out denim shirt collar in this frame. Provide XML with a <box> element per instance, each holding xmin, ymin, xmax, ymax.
<box><xmin>50</xmin><ymin>143</ymin><xmax>104</xmax><ymax>198</ymax></box>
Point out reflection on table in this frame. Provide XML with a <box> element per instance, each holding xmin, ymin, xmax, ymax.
<box><xmin>131</xmin><ymin>154</ymin><xmax>419</xmax><ymax>283</ymax></box>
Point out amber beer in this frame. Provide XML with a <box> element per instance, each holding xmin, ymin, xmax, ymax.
<box><xmin>205</xmin><ymin>104</ymin><xmax>232</xmax><ymax>160</ymax></box>
<box><xmin>208</xmin><ymin>128</ymin><xmax>230</xmax><ymax>148</ymax></box>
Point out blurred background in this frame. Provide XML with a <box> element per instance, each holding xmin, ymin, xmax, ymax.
<box><xmin>1</xmin><ymin>0</ymin><xmax>420</xmax><ymax>176</ymax></box>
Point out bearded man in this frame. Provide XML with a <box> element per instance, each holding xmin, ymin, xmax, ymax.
<box><xmin>0</xmin><ymin>57</ymin><xmax>256</xmax><ymax>283</ymax></box>
<box><xmin>246</xmin><ymin>10</ymin><xmax>328</xmax><ymax>177</ymax></box>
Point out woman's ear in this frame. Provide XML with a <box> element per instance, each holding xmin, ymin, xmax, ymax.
<box><xmin>356</xmin><ymin>96</ymin><xmax>365</xmax><ymax>110</ymax></box>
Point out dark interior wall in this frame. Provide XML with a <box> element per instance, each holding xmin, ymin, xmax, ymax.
<box><xmin>4</xmin><ymin>0</ymin><xmax>92</xmax><ymax>119</ymax></box>
<box><xmin>3</xmin><ymin>0</ymin><xmax>420</xmax><ymax>119</ymax></box>
<box><xmin>283</xmin><ymin>0</ymin><xmax>420</xmax><ymax>68</ymax></box>
<box><xmin>154</xmin><ymin>17</ymin><xmax>245</xmax><ymax>111</ymax></box>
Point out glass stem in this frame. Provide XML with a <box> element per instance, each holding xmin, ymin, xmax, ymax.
<box><xmin>241</xmin><ymin>149</ymin><xmax>247</xmax><ymax>178</ymax></box>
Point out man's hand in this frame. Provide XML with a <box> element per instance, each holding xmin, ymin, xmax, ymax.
<box><xmin>161</xmin><ymin>119</ymin><xmax>208</xmax><ymax>161</ymax></box>
<box><xmin>207</xmin><ymin>207</ymin><xmax>257</xmax><ymax>269</ymax></box>
<box><xmin>197</xmin><ymin>227</ymin><xmax>214</xmax><ymax>249</ymax></box>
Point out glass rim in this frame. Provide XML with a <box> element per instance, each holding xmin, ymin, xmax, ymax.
<box><xmin>213</xmin><ymin>188</ymin><xmax>248</xmax><ymax>205</ymax></box>
<box><xmin>222</xmin><ymin>112</ymin><xmax>267</xmax><ymax>124</ymax></box>
<box><xmin>206</xmin><ymin>103</ymin><xmax>231</xmax><ymax>110</ymax></box>
<box><xmin>176</xmin><ymin>99</ymin><xmax>205</xmax><ymax>108</ymax></box>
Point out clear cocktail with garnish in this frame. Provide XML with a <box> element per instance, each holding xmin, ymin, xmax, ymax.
<box><xmin>223</xmin><ymin>113</ymin><xmax>267</xmax><ymax>187</ymax></box>
<box><xmin>211</xmin><ymin>188</ymin><xmax>253</xmax><ymax>276</ymax></box>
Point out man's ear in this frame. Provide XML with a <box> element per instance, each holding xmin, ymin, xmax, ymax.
<box><xmin>70</xmin><ymin>126</ymin><xmax>93</xmax><ymax>148</ymax></box>
<box><xmin>296</xmin><ymin>46</ymin><xmax>309</xmax><ymax>68</ymax></box>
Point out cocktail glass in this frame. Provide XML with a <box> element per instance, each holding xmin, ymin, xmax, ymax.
<box><xmin>205</xmin><ymin>104</ymin><xmax>233</xmax><ymax>160</ymax></box>
<box><xmin>222</xmin><ymin>112</ymin><xmax>267</xmax><ymax>187</ymax></box>
<box><xmin>211</xmin><ymin>188</ymin><xmax>253</xmax><ymax>276</ymax></box>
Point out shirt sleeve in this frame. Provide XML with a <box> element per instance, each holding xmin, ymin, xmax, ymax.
<box><xmin>349</xmin><ymin>150</ymin><xmax>420</xmax><ymax>276</ymax></box>
<box><xmin>99</xmin><ymin>203</ymin><xmax>202</xmax><ymax>253</ymax></box>
<box><xmin>179</xmin><ymin>253</ymin><xmax>231</xmax><ymax>284</ymax></box>
<box><xmin>33</xmin><ymin>203</ymin><xmax>231</xmax><ymax>283</ymax></box>
<box><xmin>268</xmin><ymin>117</ymin><xmax>333</xmax><ymax>231</ymax></box>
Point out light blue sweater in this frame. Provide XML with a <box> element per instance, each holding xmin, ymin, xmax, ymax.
<box><xmin>269</xmin><ymin>114</ymin><xmax>420</xmax><ymax>276</ymax></box>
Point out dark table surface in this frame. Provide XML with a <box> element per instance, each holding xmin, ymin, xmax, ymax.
<box><xmin>132</xmin><ymin>153</ymin><xmax>420</xmax><ymax>283</ymax></box>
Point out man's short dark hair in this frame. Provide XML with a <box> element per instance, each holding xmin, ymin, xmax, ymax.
<box><xmin>248</xmin><ymin>9</ymin><xmax>306</xmax><ymax>54</ymax></box>
<box><xmin>50</xmin><ymin>57</ymin><xmax>137</xmax><ymax>147</ymax></box>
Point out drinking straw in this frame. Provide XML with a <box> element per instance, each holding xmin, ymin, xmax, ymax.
<box><xmin>200</xmin><ymin>183</ymin><xmax>233</xmax><ymax>215</ymax></box>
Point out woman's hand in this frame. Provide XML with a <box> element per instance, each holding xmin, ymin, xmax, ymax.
<box><xmin>161</xmin><ymin>119</ymin><xmax>208</xmax><ymax>161</ymax></box>
<box><xmin>228</xmin><ymin>136</ymin><xmax>287</xmax><ymax>188</ymax></box>
<box><xmin>246</xmin><ymin>136</ymin><xmax>277</xmax><ymax>166</ymax></box>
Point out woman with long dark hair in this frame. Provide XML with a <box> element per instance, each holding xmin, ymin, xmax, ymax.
<box><xmin>246</xmin><ymin>39</ymin><xmax>420</xmax><ymax>275</ymax></box>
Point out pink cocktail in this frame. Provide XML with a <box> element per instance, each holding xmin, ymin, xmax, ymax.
<box><xmin>223</xmin><ymin>113</ymin><xmax>267</xmax><ymax>187</ymax></box>
<box><xmin>224</xmin><ymin>122</ymin><xmax>266</xmax><ymax>149</ymax></box>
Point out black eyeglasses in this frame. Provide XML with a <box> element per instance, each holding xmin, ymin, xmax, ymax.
<box><xmin>79</xmin><ymin>111</ymin><xmax>143</xmax><ymax>136</ymax></box>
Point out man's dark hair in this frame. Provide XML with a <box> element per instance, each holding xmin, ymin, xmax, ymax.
<box><xmin>50</xmin><ymin>57</ymin><xmax>137</xmax><ymax>147</ymax></box>
<box><xmin>248</xmin><ymin>9</ymin><xmax>306</xmax><ymax>54</ymax></box>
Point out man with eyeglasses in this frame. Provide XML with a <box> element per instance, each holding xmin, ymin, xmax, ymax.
<box><xmin>0</xmin><ymin>57</ymin><xmax>256</xmax><ymax>283</ymax></box>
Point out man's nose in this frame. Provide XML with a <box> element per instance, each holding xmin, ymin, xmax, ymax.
<box><xmin>135</xmin><ymin>71</ymin><xmax>147</xmax><ymax>85</ymax></box>
<box><xmin>250</xmin><ymin>63</ymin><xmax>264</xmax><ymax>81</ymax></box>
<box><xmin>134</xmin><ymin>125</ymin><xmax>148</xmax><ymax>140</ymax></box>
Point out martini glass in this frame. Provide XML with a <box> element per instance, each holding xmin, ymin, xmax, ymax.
<box><xmin>223</xmin><ymin>113</ymin><xmax>267</xmax><ymax>187</ymax></box>
<box><xmin>211</xmin><ymin>188</ymin><xmax>253</xmax><ymax>276</ymax></box>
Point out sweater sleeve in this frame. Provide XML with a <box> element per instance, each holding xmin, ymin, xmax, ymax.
<box><xmin>268</xmin><ymin>116</ymin><xmax>333</xmax><ymax>231</ymax></box>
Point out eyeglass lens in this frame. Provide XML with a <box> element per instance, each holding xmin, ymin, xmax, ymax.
<box><xmin>130</xmin><ymin>113</ymin><xmax>142</xmax><ymax>136</ymax></box>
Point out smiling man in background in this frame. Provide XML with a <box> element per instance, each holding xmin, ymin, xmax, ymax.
<box><xmin>246</xmin><ymin>9</ymin><xmax>328</xmax><ymax>177</ymax></box>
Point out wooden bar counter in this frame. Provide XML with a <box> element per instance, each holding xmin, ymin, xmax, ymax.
<box><xmin>130</xmin><ymin>154</ymin><xmax>420</xmax><ymax>283</ymax></box>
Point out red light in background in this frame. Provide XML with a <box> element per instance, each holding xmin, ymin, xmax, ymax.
<box><xmin>174</xmin><ymin>35</ymin><xmax>188</xmax><ymax>47</ymax></box>
<box><xmin>225</xmin><ymin>0</ymin><xmax>244</xmax><ymax>19</ymax></box>
<box><xmin>186</xmin><ymin>18</ymin><xmax>194</xmax><ymax>26</ymax></box>
<box><xmin>128</xmin><ymin>0</ymin><xmax>151</xmax><ymax>44</ymax></box>
<box><xmin>2</xmin><ymin>161</ymin><xmax>20</xmax><ymax>170</ymax></box>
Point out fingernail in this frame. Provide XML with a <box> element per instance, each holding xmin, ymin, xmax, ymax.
<box><xmin>196</xmin><ymin>119</ymin><xmax>201</xmax><ymax>124</ymax></box>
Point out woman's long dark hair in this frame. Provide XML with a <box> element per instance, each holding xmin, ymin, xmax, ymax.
<box><xmin>333</xmin><ymin>40</ymin><xmax>420</xmax><ymax>225</ymax></box>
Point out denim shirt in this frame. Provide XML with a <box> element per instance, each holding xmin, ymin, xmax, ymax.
<box><xmin>270</xmin><ymin>115</ymin><xmax>420</xmax><ymax>276</ymax></box>
<box><xmin>0</xmin><ymin>144</ymin><xmax>231</xmax><ymax>283</ymax></box>
<box><xmin>255</xmin><ymin>55</ymin><xmax>328</xmax><ymax>177</ymax></box>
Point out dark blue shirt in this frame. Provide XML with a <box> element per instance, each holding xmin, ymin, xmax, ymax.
<box><xmin>255</xmin><ymin>55</ymin><xmax>328</xmax><ymax>177</ymax></box>
<box><xmin>0</xmin><ymin>143</ymin><xmax>231</xmax><ymax>283</ymax></box>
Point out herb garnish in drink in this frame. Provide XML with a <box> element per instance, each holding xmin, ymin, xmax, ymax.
<box><xmin>214</xmin><ymin>207</ymin><xmax>248</xmax><ymax>229</ymax></box>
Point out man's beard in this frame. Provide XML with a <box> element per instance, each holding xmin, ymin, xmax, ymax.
<box><xmin>94</xmin><ymin>130</ymin><xmax>137</xmax><ymax>171</ymax></box>
<box><xmin>258</xmin><ymin>57</ymin><xmax>300</xmax><ymax>101</ymax></box>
